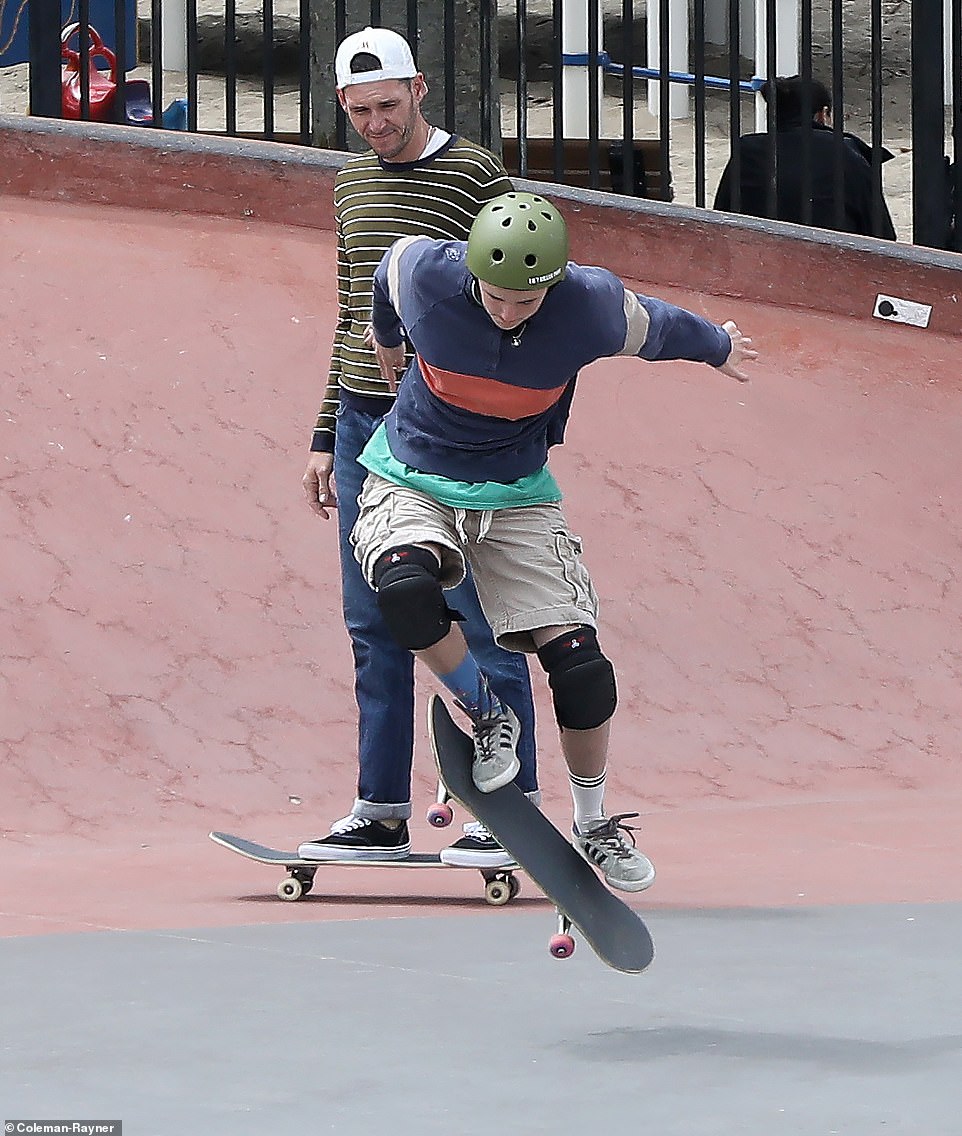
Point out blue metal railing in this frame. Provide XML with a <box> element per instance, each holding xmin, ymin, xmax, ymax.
<box><xmin>561</xmin><ymin>50</ymin><xmax>766</xmax><ymax>94</ymax></box>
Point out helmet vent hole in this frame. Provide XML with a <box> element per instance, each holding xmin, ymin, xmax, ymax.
<box><xmin>524</xmin><ymin>254</ymin><xmax>537</xmax><ymax>267</ymax></box>
<box><xmin>527</xmin><ymin>220</ymin><xmax>537</xmax><ymax>231</ymax></box>
<box><xmin>491</xmin><ymin>249</ymin><xmax>505</xmax><ymax>263</ymax></box>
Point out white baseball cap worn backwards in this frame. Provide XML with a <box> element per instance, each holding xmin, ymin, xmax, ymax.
<box><xmin>335</xmin><ymin>27</ymin><xmax>418</xmax><ymax>89</ymax></box>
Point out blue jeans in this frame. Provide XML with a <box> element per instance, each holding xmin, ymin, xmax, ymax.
<box><xmin>334</xmin><ymin>398</ymin><xmax>539</xmax><ymax>820</ymax></box>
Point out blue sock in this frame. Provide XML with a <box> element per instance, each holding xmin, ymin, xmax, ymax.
<box><xmin>438</xmin><ymin>654</ymin><xmax>501</xmax><ymax>719</ymax></box>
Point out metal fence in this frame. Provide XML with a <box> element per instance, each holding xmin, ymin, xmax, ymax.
<box><xmin>4</xmin><ymin>0</ymin><xmax>960</xmax><ymax>249</ymax></box>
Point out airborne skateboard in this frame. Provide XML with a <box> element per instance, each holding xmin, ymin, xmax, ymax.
<box><xmin>428</xmin><ymin>694</ymin><xmax>654</xmax><ymax>973</ymax></box>
<box><xmin>208</xmin><ymin>831</ymin><xmax>521</xmax><ymax>905</ymax></box>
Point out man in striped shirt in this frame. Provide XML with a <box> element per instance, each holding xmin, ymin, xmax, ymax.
<box><xmin>299</xmin><ymin>27</ymin><xmax>540</xmax><ymax>865</ymax></box>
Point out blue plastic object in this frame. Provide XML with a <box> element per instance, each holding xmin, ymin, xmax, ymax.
<box><xmin>2</xmin><ymin>1</ymin><xmax>137</xmax><ymax>68</ymax></box>
<box><xmin>162</xmin><ymin>98</ymin><xmax>188</xmax><ymax>131</ymax></box>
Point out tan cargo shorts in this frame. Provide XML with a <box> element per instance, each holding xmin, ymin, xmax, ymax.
<box><xmin>351</xmin><ymin>473</ymin><xmax>600</xmax><ymax>653</ymax></box>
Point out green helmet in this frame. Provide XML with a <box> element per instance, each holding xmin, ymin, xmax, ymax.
<box><xmin>466</xmin><ymin>192</ymin><xmax>568</xmax><ymax>290</ymax></box>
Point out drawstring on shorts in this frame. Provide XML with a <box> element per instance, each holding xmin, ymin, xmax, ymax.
<box><xmin>453</xmin><ymin>508</ymin><xmax>494</xmax><ymax>545</ymax></box>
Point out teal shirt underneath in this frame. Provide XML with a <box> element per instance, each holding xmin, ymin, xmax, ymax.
<box><xmin>359</xmin><ymin>424</ymin><xmax>562</xmax><ymax>510</ymax></box>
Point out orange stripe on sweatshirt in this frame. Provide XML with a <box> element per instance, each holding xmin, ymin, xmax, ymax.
<box><xmin>419</xmin><ymin>356</ymin><xmax>565</xmax><ymax>421</ymax></box>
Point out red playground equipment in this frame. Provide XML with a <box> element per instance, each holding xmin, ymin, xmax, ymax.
<box><xmin>60</xmin><ymin>21</ymin><xmax>117</xmax><ymax>120</ymax></box>
<box><xmin>59</xmin><ymin>21</ymin><xmax>188</xmax><ymax>129</ymax></box>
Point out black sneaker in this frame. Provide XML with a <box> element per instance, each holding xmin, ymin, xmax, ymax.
<box><xmin>298</xmin><ymin>815</ymin><xmax>411</xmax><ymax>861</ymax></box>
<box><xmin>439</xmin><ymin>821</ymin><xmax>517</xmax><ymax>868</ymax></box>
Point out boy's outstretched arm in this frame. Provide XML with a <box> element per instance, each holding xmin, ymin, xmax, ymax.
<box><xmin>626</xmin><ymin>292</ymin><xmax>758</xmax><ymax>382</ymax></box>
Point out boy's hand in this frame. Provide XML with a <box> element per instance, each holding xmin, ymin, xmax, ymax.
<box><xmin>717</xmin><ymin>320</ymin><xmax>758</xmax><ymax>382</ymax></box>
<box><xmin>373</xmin><ymin>339</ymin><xmax>407</xmax><ymax>392</ymax></box>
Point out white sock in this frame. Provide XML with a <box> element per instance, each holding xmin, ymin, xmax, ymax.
<box><xmin>569</xmin><ymin>770</ymin><xmax>606</xmax><ymax>833</ymax></box>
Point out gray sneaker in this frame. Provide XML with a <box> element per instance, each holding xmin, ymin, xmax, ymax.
<box><xmin>573</xmin><ymin>813</ymin><xmax>656</xmax><ymax>892</ymax></box>
<box><xmin>470</xmin><ymin>702</ymin><xmax>521</xmax><ymax>793</ymax></box>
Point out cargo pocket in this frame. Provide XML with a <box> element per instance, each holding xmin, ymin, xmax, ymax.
<box><xmin>553</xmin><ymin>529</ymin><xmax>599</xmax><ymax>615</ymax></box>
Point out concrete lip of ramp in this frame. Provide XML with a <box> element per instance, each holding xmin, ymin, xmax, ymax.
<box><xmin>2</xmin><ymin>128</ymin><xmax>962</xmax><ymax>1132</ymax></box>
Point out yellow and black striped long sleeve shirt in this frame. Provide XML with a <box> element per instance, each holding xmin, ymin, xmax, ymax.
<box><xmin>311</xmin><ymin>136</ymin><xmax>512</xmax><ymax>452</ymax></box>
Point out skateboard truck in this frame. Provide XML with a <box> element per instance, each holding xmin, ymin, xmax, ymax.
<box><xmin>278</xmin><ymin>867</ymin><xmax>316</xmax><ymax>902</ymax></box>
<box><xmin>424</xmin><ymin>786</ymin><xmax>519</xmax><ymax>904</ymax></box>
<box><xmin>426</xmin><ymin>780</ymin><xmax>455</xmax><ymax>828</ymax></box>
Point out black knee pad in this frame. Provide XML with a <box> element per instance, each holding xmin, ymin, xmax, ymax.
<box><xmin>536</xmin><ymin>627</ymin><xmax>617</xmax><ymax>730</ymax></box>
<box><xmin>373</xmin><ymin>545</ymin><xmax>453</xmax><ymax>652</ymax></box>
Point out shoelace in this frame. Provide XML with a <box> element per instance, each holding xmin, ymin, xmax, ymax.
<box><xmin>462</xmin><ymin>820</ymin><xmax>495</xmax><ymax>842</ymax></box>
<box><xmin>473</xmin><ymin>710</ymin><xmax>514</xmax><ymax>765</ymax></box>
<box><xmin>583</xmin><ymin>813</ymin><xmax>641</xmax><ymax>861</ymax></box>
<box><xmin>329</xmin><ymin>813</ymin><xmax>373</xmax><ymax>835</ymax></box>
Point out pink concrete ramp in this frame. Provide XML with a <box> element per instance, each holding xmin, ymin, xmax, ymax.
<box><xmin>3</xmin><ymin>183</ymin><xmax>962</xmax><ymax>936</ymax></box>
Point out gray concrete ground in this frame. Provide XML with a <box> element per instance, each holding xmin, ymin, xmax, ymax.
<box><xmin>3</xmin><ymin>903</ymin><xmax>960</xmax><ymax>1135</ymax></box>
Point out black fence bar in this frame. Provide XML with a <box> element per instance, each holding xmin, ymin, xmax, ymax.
<box><xmin>225</xmin><ymin>0</ymin><xmax>237</xmax><ymax>135</ymax></box>
<box><xmin>188</xmin><ymin>0</ymin><xmax>199</xmax><ymax>132</ymax></box>
<box><xmin>151</xmin><ymin>0</ymin><xmax>162</xmax><ymax>127</ymax></box>
<box><xmin>830</xmin><ymin>0</ymin><xmax>845</xmax><ymax>229</ymax></box>
<box><xmin>953</xmin><ymin>0</ymin><xmax>962</xmax><ymax>248</ymax></box>
<box><xmin>620</xmin><ymin>0</ymin><xmax>635</xmax><ymax>196</ymax></box>
<box><xmin>405</xmin><ymin>0</ymin><xmax>418</xmax><ymax>59</ymax></box>
<box><xmin>657</xmin><ymin>0</ymin><xmax>670</xmax><ymax>196</ymax></box>
<box><xmin>587</xmin><ymin>0</ymin><xmax>600</xmax><ymax>190</ymax></box>
<box><xmin>113</xmin><ymin>0</ymin><xmax>126</xmax><ymax>125</ymax></box>
<box><xmin>727</xmin><ymin>0</ymin><xmax>741</xmax><ymax>212</ymax></box>
<box><xmin>692</xmin><ymin>0</ymin><xmax>706</xmax><ymax>207</ymax></box>
<box><xmin>912</xmin><ymin>0</ymin><xmax>947</xmax><ymax>246</ymax></box>
<box><xmin>763</xmin><ymin>0</ymin><xmax>777</xmax><ymax>219</ymax></box>
<box><xmin>551</xmin><ymin>0</ymin><xmax>563</xmax><ymax>180</ymax></box>
<box><xmin>27</xmin><ymin>0</ymin><xmax>61</xmax><ymax>116</ymax></box>
<box><xmin>870</xmin><ymin>0</ymin><xmax>884</xmax><ymax>236</ymax></box>
<box><xmin>263</xmin><ymin>0</ymin><xmax>275</xmax><ymax>138</ymax></box>
<box><xmin>799</xmin><ymin>0</ymin><xmax>813</xmax><ymax>223</ymax></box>
<box><xmin>478</xmin><ymin>0</ymin><xmax>491</xmax><ymax>148</ymax></box>
<box><xmin>479</xmin><ymin>0</ymin><xmax>493</xmax><ymax>149</ymax></box>
<box><xmin>299</xmin><ymin>0</ymin><xmax>310</xmax><ymax>143</ymax></box>
<box><xmin>516</xmin><ymin>0</ymin><xmax>528</xmax><ymax>174</ymax></box>
<box><xmin>334</xmin><ymin>1</ymin><xmax>346</xmax><ymax>148</ymax></box>
<box><xmin>79</xmin><ymin>0</ymin><xmax>91</xmax><ymax>119</ymax></box>
<box><xmin>952</xmin><ymin>0</ymin><xmax>962</xmax><ymax>250</ymax></box>
<box><xmin>443</xmin><ymin>0</ymin><xmax>455</xmax><ymax>133</ymax></box>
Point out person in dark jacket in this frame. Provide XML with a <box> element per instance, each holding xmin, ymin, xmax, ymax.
<box><xmin>714</xmin><ymin>75</ymin><xmax>897</xmax><ymax>240</ymax></box>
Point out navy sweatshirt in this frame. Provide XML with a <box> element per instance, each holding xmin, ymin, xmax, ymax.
<box><xmin>371</xmin><ymin>236</ymin><xmax>731</xmax><ymax>484</ymax></box>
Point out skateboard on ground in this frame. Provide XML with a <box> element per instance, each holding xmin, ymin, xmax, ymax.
<box><xmin>428</xmin><ymin>694</ymin><xmax>654</xmax><ymax>973</ymax></box>
<box><xmin>208</xmin><ymin>831</ymin><xmax>521</xmax><ymax>905</ymax></box>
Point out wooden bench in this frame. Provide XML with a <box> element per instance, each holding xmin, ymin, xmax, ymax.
<box><xmin>502</xmin><ymin>137</ymin><xmax>673</xmax><ymax>203</ymax></box>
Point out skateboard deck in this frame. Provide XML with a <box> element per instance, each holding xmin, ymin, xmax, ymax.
<box><xmin>428</xmin><ymin>694</ymin><xmax>654</xmax><ymax>973</ymax></box>
<box><xmin>209</xmin><ymin>830</ymin><xmax>520</xmax><ymax>905</ymax></box>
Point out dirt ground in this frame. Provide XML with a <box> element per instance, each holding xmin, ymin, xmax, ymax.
<box><xmin>0</xmin><ymin>0</ymin><xmax>951</xmax><ymax>243</ymax></box>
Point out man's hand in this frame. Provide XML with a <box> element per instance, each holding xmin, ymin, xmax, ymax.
<box><xmin>372</xmin><ymin>339</ymin><xmax>407</xmax><ymax>392</ymax></box>
<box><xmin>717</xmin><ymin>320</ymin><xmax>758</xmax><ymax>382</ymax></box>
<box><xmin>302</xmin><ymin>452</ymin><xmax>336</xmax><ymax>519</ymax></box>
